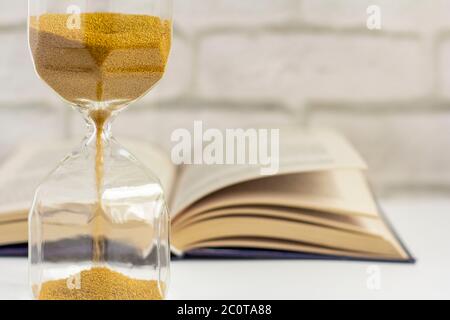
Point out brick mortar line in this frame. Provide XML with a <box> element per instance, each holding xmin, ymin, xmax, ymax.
<box><xmin>132</xmin><ymin>96</ymin><xmax>291</xmax><ymax>111</ymax></box>
<box><xmin>378</xmin><ymin>184</ymin><xmax>450</xmax><ymax>197</ymax></box>
<box><xmin>436</xmin><ymin>30</ymin><xmax>450</xmax><ymax>39</ymax></box>
<box><xmin>173</xmin><ymin>22</ymin><xmax>190</xmax><ymax>40</ymax></box>
<box><xmin>304</xmin><ymin>99</ymin><xmax>450</xmax><ymax>115</ymax></box>
<box><xmin>0</xmin><ymin>23</ymin><xmax>27</xmax><ymax>33</ymax></box>
<box><xmin>434</xmin><ymin>32</ymin><xmax>450</xmax><ymax>96</ymax></box>
<box><xmin>425</xmin><ymin>35</ymin><xmax>439</xmax><ymax>98</ymax></box>
<box><xmin>296</xmin><ymin>0</ymin><xmax>303</xmax><ymax>20</ymax></box>
<box><xmin>4</xmin><ymin>98</ymin><xmax>450</xmax><ymax>115</ymax></box>
<box><xmin>184</xmin><ymin>37</ymin><xmax>200</xmax><ymax>96</ymax></box>
<box><xmin>0</xmin><ymin>102</ymin><xmax>56</xmax><ymax>111</ymax></box>
<box><xmin>285</xmin><ymin>104</ymin><xmax>308</xmax><ymax>127</ymax></box>
<box><xmin>195</xmin><ymin>22</ymin><xmax>419</xmax><ymax>39</ymax></box>
<box><xmin>62</xmin><ymin>108</ymin><xmax>73</xmax><ymax>139</ymax></box>
<box><xmin>132</xmin><ymin>97</ymin><xmax>450</xmax><ymax>114</ymax></box>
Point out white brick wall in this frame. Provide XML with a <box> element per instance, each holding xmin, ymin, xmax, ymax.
<box><xmin>175</xmin><ymin>0</ymin><xmax>299</xmax><ymax>31</ymax></box>
<box><xmin>71</xmin><ymin>107</ymin><xmax>292</xmax><ymax>152</ymax></box>
<box><xmin>0</xmin><ymin>0</ymin><xmax>449</xmax><ymax>195</ymax></box>
<box><xmin>309</xmin><ymin>108</ymin><xmax>450</xmax><ymax>192</ymax></box>
<box><xmin>0</xmin><ymin>106</ymin><xmax>65</xmax><ymax>161</ymax></box>
<box><xmin>0</xmin><ymin>1</ymin><xmax>27</xmax><ymax>27</ymax></box>
<box><xmin>0</xmin><ymin>31</ymin><xmax>55</xmax><ymax>105</ymax></box>
<box><xmin>198</xmin><ymin>33</ymin><xmax>431</xmax><ymax>103</ymax></box>
<box><xmin>139</xmin><ymin>36</ymin><xmax>193</xmax><ymax>104</ymax></box>
<box><xmin>301</xmin><ymin>0</ymin><xmax>450</xmax><ymax>32</ymax></box>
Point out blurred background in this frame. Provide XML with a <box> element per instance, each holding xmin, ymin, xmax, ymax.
<box><xmin>1</xmin><ymin>0</ymin><xmax>450</xmax><ymax>197</ymax></box>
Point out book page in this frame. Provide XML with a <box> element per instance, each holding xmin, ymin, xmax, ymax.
<box><xmin>182</xmin><ymin>239</ymin><xmax>403</xmax><ymax>260</ymax></box>
<box><xmin>171</xmin><ymin>128</ymin><xmax>367</xmax><ymax>215</ymax></box>
<box><xmin>171</xmin><ymin>216</ymin><xmax>402</xmax><ymax>257</ymax></box>
<box><xmin>175</xmin><ymin>170</ymin><xmax>379</xmax><ymax>220</ymax></box>
<box><xmin>172</xmin><ymin>205</ymin><xmax>385</xmax><ymax>236</ymax></box>
<box><xmin>0</xmin><ymin>139</ymin><xmax>176</xmax><ymax>219</ymax></box>
<box><xmin>0</xmin><ymin>220</ymin><xmax>28</xmax><ymax>245</ymax></box>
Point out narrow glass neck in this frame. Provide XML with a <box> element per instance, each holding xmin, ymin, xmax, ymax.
<box><xmin>84</xmin><ymin>111</ymin><xmax>115</xmax><ymax>142</ymax></box>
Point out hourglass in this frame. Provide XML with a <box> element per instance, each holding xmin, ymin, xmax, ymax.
<box><xmin>28</xmin><ymin>0</ymin><xmax>172</xmax><ymax>300</ymax></box>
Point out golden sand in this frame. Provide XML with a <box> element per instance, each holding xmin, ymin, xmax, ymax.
<box><xmin>29</xmin><ymin>13</ymin><xmax>171</xmax><ymax>106</ymax></box>
<box><xmin>39</xmin><ymin>267</ymin><xmax>163</xmax><ymax>300</ymax></box>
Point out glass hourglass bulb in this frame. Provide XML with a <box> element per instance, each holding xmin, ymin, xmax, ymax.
<box><xmin>28</xmin><ymin>0</ymin><xmax>172</xmax><ymax>300</ymax></box>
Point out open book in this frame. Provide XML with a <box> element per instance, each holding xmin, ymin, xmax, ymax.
<box><xmin>0</xmin><ymin>128</ymin><xmax>413</xmax><ymax>262</ymax></box>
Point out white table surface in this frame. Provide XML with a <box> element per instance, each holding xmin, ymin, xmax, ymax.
<box><xmin>1</xmin><ymin>195</ymin><xmax>449</xmax><ymax>300</ymax></box>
